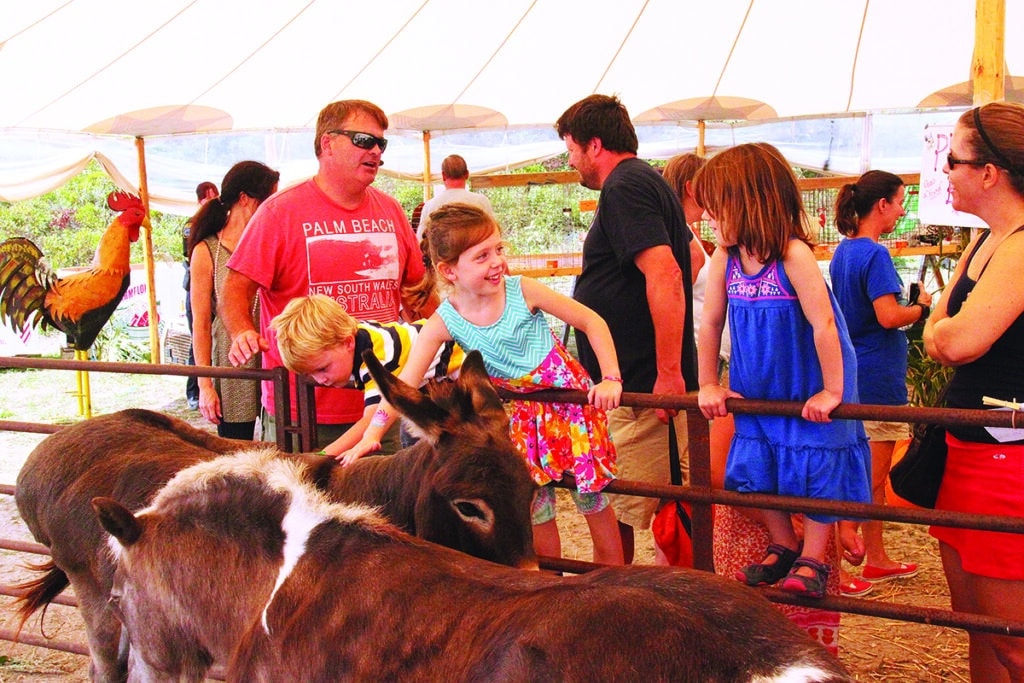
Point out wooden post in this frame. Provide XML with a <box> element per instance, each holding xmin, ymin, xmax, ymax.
<box><xmin>422</xmin><ymin>130</ymin><xmax>433</xmax><ymax>201</ymax></box>
<box><xmin>972</xmin><ymin>0</ymin><xmax>1005</xmax><ymax>105</ymax></box>
<box><xmin>135</xmin><ymin>136</ymin><xmax>161</xmax><ymax>364</ymax></box>
<box><xmin>696</xmin><ymin>120</ymin><xmax>706</xmax><ymax>157</ymax></box>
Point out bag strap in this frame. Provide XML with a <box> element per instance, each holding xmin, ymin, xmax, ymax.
<box><xmin>668</xmin><ymin>418</ymin><xmax>682</xmax><ymax>486</ymax></box>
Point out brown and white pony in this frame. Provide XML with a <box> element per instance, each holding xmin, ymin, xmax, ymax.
<box><xmin>14</xmin><ymin>350</ymin><xmax>536</xmax><ymax>683</ymax></box>
<box><xmin>96</xmin><ymin>447</ymin><xmax>852</xmax><ymax>683</ymax></box>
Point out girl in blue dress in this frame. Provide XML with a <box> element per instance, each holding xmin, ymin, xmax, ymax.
<box><xmin>694</xmin><ymin>143</ymin><xmax>871</xmax><ymax>598</ymax></box>
<box><xmin>341</xmin><ymin>203</ymin><xmax>626</xmax><ymax>565</ymax></box>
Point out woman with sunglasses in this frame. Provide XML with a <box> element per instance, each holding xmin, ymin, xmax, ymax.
<box><xmin>189</xmin><ymin>160</ymin><xmax>279</xmax><ymax>439</ymax></box>
<box><xmin>924</xmin><ymin>101</ymin><xmax>1024</xmax><ymax>683</ymax></box>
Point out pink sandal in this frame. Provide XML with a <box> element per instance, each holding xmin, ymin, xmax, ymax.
<box><xmin>780</xmin><ymin>557</ymin><xmax>831</xmax><ymax>599</ymax></box>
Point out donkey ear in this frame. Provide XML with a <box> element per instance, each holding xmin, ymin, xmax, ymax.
<box><xmin>361</xmin><ymin>349</ymin><xmax>447</xmax><ymax>438</ymax></box>
<box><xmin>92</xmin><ymin>497</ymin><xmax>143</xmax><ymax>546</ymax></box>
<box><xmin>457</xmin><ymin>351</ymin><xmax>505</xmax><ymax>417</ymax></box>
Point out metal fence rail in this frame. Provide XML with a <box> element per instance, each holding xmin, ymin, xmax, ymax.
<box><xmin>1</xmin><ymin>357</ymin><xmax>1023</xmax><ymax>666</ymax></box>
<box><xmin>513</xmin><ymin>387</ymin><xmax>1024</xmax><ymax>638</ymax></box>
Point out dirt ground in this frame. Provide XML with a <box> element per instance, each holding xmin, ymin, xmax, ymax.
<box><xmin>0</xmin><ymin>369</ymin><xmax>970</xmax><ymax>681</ymax></box>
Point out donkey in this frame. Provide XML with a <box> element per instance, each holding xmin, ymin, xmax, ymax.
<box><xmin>14</xmin><ymin>350</ymin><xmax>536</xmax><ymax>683</ymax></box>
<box><xmin>95</xmin><ymin>446</ymin><xmax>853</xmax><ymax>683</ymax></box>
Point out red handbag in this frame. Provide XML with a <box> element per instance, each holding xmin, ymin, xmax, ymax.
<box><xmin>652</xmin><ymin>499</ymin><xmax>694</xmax><ymax>566</ymax></box>
<box><xmin>651</xmin><ymin>419</ymin><xmax>695</xmax><ymax>567</ymax></box>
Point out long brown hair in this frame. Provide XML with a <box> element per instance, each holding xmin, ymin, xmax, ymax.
<box><xmin>423</xmin><ymin>203</ymin><xmax>501</xmax><ymax>269</ymax></box>
<box><xmin>187</xmin><ymin>161</ymin><xmax>279</xmax><ymax>256</ymax></box>
<box><xmin>409</xmin><ymin>203</ymin><xmax>501</xmax><ymax>306</ymax></box>
<box><xmin>693</xmin><ymin>143</ymin><xmax>810</xmax><ymax>263</ymax></box>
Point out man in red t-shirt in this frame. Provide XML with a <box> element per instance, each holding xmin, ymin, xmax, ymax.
<box><xmin>221</xmin><ymin>99</ymin><xmax>430</xmax><ymax>451</ymax></box>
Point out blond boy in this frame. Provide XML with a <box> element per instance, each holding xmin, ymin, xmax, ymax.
<box><xmin>270</xmin><ymin>295</ymin><xmax>463</xmax><ymax>462</ymax></box>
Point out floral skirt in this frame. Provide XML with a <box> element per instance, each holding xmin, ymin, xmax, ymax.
<box><xmin>713</xmin><ymin>505</ymin><xmax>841</xmax><ymax>656</ymax></box>
<box><xmin>492</xmin><ymin>335</ymin><xmax>616</xmax><ymax>494</ymax></box>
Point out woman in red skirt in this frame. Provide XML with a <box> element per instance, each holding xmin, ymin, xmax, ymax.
<box><xmin>924</xmin><ymin>101</ymin><xmax>1024</xmax><ymax>682</ymax></box>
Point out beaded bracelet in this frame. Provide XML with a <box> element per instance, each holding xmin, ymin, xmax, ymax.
<box><xmin>602</xmin><ymin>375</ymin><xmax>623</xmax><ymax>383</ymax></box>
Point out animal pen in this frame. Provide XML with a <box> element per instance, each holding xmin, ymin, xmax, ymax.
<box><xmin>0</xmin><ymin>355</ymin><xmax>1023</xmax><ymax>675</ymax></box>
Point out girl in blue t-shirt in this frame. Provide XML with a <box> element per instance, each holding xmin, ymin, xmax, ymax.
<box><xmin>829</xmin><ymin>170</ymin><xmax>931</xmax><ymax>590</ymax></box>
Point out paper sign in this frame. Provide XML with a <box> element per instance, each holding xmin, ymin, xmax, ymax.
<box><xmin>919</xmin><ymin>124</ymin><xmax>988</xmax><ymax>228</ymax></box>
<box><xmin>984</xmin><ymin>408</ymin><xmax>1024</xmax><ymax>443</ymax></box>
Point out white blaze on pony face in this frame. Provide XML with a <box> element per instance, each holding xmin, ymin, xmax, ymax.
<box><xmin>258</xmin><ymin>455</ymin><xmax>382</xmax><ymax>634</ymax></box>
<box><xmin>104</xmin><ymin>449</ymin><xmax>387</xmax><ymax>636</ymax></box>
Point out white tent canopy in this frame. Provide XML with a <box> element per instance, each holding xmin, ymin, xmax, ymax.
<box><xmin>2</xmin><ymin>0</ymin><xmax>1022</xmax><ymax>214</ymax></box>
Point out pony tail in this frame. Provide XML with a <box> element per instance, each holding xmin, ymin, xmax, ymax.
<box><xmin>187</xmin><ymin>199</ymin><xmax>229</xmax><ymax>256</ymax></box>
<box><xmin>833</xmin><ymin>184</ymin><xmax>859</xmax><ymax>237</ymax></box>
<box><xmin>401</xmin><ymin>235</ymin><xmax>439</xmax><ymax>321</ymax></box>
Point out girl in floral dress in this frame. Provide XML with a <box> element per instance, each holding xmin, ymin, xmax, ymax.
<box><xmin>342</xmin><ymin>203</ymin><xmax>625</xmax><ymax>564</ymax></box>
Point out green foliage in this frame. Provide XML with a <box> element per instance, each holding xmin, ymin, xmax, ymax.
<box><xmin>0</xmin><ymin>160</ymin><xmax>185</xmax><ymax>269</ymax></box>
<box><xmin>91</xmin><ymin>316</ymin><xmax>151</xmax><ymax>363</ymax></box>
<box><xmin>9</xmin><ymin>156</ymin><xmax>593</xmax><ymax>273</ymax></box>
<box><xmin>906</xmin><ymin>326</ymin><xmax>953</xmax><ymax>407</ymax></box>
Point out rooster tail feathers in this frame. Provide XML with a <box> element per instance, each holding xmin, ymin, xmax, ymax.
<box><xmin>35</xmin><ymin>257</ymin><xmax>57</xmax><ymax>289</ymax></box>
<box><xmin>0</xmin><ymin>237</ymin><xmax>51</xmax><ymax>335</ymax></box>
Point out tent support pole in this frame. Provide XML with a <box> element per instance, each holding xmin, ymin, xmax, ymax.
<box><xmin>972</xmin><ymin>0</ymin><xmax>1005</xmax><ymax>104</ymax></box>
<box><xmin>422</xmin><ymin>130</ymin><xmax>432</xmax><ymax>201</ymax></box>
<box><xmin>135</xmin><ymin>136</ymin><xmax>161</xmax><ymax>364</ymax></box>
<box><xmin>697</xmin><ymin>120</ymin><xmax>706</xmax><ymax>157</ymax></box>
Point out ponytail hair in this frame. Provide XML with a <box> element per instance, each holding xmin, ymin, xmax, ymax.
<box><xmin>188</xmin><ymin>160</ymin><xmax>280</xmax><ymax>256</ymax></box>
<box><xmin>834</xmin><ymin>170</ymin><xmax>903</xmax><ymax>237</ymax></box>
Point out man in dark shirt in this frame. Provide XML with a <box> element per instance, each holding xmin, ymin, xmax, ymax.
<box><xmin>556</xmin><ymin>94</ymin><xmax>702</xmax><ymax>563</ymax></box>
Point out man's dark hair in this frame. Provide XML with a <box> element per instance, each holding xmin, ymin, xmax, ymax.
<box><xmin>195</xmin><ymin>181</ymin><xmax>218</xmax><ymax>202</ymax></box>
<box><xmin>555</xmin><ymin>94</ymin><xmax>638</xmax><ymax>154</ymax></box>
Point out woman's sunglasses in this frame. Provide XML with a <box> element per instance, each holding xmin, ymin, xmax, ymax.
<box><xmin>946</xmin><ymin>153</ymin><xmax>986</xmax><ymax>169</ymax></box>
<box><xmin>328</xmin><ymin>129</ymin><xmax>388</xmax><ymax>152</ymax></box>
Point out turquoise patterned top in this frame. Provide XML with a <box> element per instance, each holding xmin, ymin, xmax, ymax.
<box><xmin>437</xmin><ymin>275</ymin><xmax>553</xmax><ymax>379</ymax></box>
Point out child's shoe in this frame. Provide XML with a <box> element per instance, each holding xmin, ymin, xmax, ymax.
<box><xmin>735</xmin><ymin>543</ymin><xmax>799</xmax><ymax>587</ymax></box>
<box><xmin>780</xmin><ymin>556</ymin><xmax>831</xmax><ymax>599</ymax></box>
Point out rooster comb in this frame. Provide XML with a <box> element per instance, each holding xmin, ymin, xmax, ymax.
<box><xmin>106</xmin><ymin>191</ymin><xmax>143</xmax><ymax>212</ymax></box>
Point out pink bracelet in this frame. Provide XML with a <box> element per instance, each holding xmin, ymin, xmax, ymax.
<box><xmin>602</xmin><ymin>375</ymin><xmax>623</xmax><ymax>383</ymax></box>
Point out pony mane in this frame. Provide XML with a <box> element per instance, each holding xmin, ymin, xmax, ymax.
<box><xmin>147</xmin><ymin>448</ymin><xmax>382</xmax><ymax>526</ymax></box>
<box><xmin>139</xmin><ymin>449</ymin><xmax>396</xmax><ymax>634</ymax></box>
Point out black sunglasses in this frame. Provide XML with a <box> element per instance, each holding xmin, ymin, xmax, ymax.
<box><xmin>946</xmin><ymin>152</ymin><xmax>987</xmax><ymax>169</ymax></box>
<box><xmin>328</xmin><ymin>129</ymin><xmax>388</xmax><ymax>152</ymax></box>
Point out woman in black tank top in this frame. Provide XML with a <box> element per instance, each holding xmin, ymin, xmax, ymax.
<box><xmin>922</xmin><ymin>102</ymin><xmax>1024</xmax><ymax>683</ymax></box>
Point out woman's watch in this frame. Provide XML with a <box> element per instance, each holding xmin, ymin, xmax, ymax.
<box><xmin>917</xmin><ymin>303</ymin><xmax>931</xmax><ymax>321</ymax></box>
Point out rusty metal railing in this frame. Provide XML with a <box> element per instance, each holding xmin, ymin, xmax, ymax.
<box><xmin>1</xmin><ymin>362</ymin><xmax>1022</xmax><ymax>662</ymax></box>
<box><xmin>0</xmin><ymin>356</ymin><xmax>315</xmax><ymax>452</ymax></box>
<box><xmin>505</xmin><ymin>387</ymin><xmax>1024</xmax><ymax>638</ymax></box>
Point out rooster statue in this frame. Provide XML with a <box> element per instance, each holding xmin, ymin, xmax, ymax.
<box><xmin>0</xmin><ymin>191</ymin><xmax>145</xmax><ymax>352</ymax></box>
